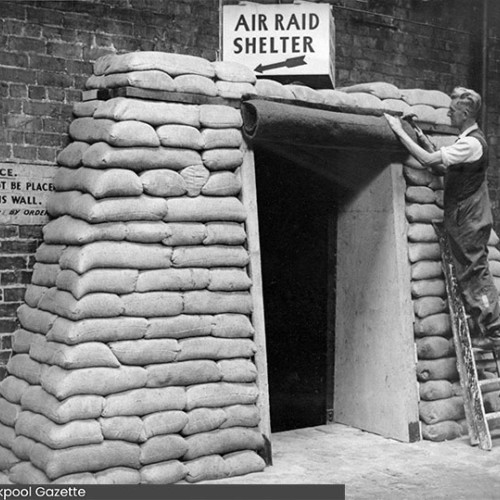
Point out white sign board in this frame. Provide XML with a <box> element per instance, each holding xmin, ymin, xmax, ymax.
<box><xmin>222</xmin><ymin>2</ymin><xmax>333</xmax><ymax>78</ymax></box>
<box><xmin>0</xmin><ymin>163</ymin><xmax>57</xmax><ymax>224</ymax></box>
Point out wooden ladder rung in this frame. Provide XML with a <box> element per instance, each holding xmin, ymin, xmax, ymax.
<box><xmin>478</xmin><ymin>378</ymin><xmax>500</xmax><ymax>391</ymax></box>
<box><xmin>486</xmin><ymin>411</ymin><xmax>500</xmax><ymax>423</ymax></box>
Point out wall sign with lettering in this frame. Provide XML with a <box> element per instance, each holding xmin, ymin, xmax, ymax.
<box><xmin>0</xmin><ymin>163</ymin><xmax>57</xmax><ymax>225</ymax></box>
<box><xmin>222</xmin><ymin>1</ymin><xmax>334</xmax><ymax>81</ymax></box>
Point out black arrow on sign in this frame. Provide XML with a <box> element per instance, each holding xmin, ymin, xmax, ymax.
<box><xmin>254</xmin><ymin>55</ymin><xmax>307</xmax><ymax>74</ymax></box>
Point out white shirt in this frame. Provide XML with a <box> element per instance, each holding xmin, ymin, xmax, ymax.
<box><xmin>440</xmin><ymin>123</ymin><xmax>483</xmax><ymax>167</ymax></box>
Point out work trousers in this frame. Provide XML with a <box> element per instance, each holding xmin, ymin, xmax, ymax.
<box><xmin>444</xmin><ymin>183</ymin><xmax>500</xmax><ymax>336</ymax></box>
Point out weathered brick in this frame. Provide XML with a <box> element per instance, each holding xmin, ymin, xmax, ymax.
<box><xmin>4</xmin><ymin>287</ymin><xmax>26</xmax><ymax>302</ymax></box>
<box><xmin>0</xmin><ymin>366</ymin><xmax>8</xmax><ymax>382</ymax></box>
<box><xmin>28</xmin><ymin>85</ymin><xmax>46</xmax><ymax>100</ymax></box>
<box><xmin>9</xmin><ymin>36</ymin><xmax>46</xmax><ymax>54</ymax></box>
<box><xmin>0</xmin><ymin>257</ymin><xmax>27</xmax><ymax>271</ymax></box>
<box><xmin>0</xmin><ymin>350</ymin><xmax>12</xmax><ymax>365</ymax></box>
<box><xmin>1</xmin><ymin>66</ymin><xmax>36</xmax><ymax>84</ymax></box>
<box><xmin>36</xmin><ymin>70</ymin><xmax>73</xmax><ymax>88</ymax></box>
<box><xmin>25</xmin><ymin>132</ymin><xmax>64</xmax><ymax>147</ymax></box>
<box><xmin>2</xmin><ymin>2</ymin><xmax>26</xmax><ymax>20</ymax></box>
<box><xmin>0</xmin><ymin>334</ymin><xmax>13</xmax><ymax>349</ymax></box>
<box><xmin>0</xmin><ymin>51</ymin><xmax>29</xmax><ymax>68</ymax></box>
<box><xmin>29</xmin><ymin>54</ymin><xmax>66</xmax><ymax>72</ymax></box>
<box><xmin>26</xmin><ymin>6</ymin><xmax>65</xmax><ymax>27</ymax></box>
<box><xmin>12</xmin><ymin>145</ymin><xmax>37</xmax><ymax>161</ymax></box>
<box><xmin>47</xmin><ymin>40</ymin><xmax>83</xmax><ymax>59</ymax></box>
<box><xmin>0</xmin><ymin>240</ymin><xmax>38</xmax><ymax>254</ymax></box>
<box><xmin>37</xmin><ymin>147</ymin><xmax>58</xmax><ymax>163</ymax></box>
<box><xmin>9</xmin><ymin>84</ymin><xmax>28</xmax><ymax>98</ymax></box>
<box><xmin>0</xmin><ymin>226</ymin><xmax>18</xmax><ymax>239</ymax></box>
<box><xmin>0</xmin><ymin>302</ymin><xmax>21</xmax><ymax>317</ymax></box>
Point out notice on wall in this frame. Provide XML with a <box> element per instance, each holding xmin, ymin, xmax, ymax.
<box><xmin>222</xmin><ymin>2</ymin><xmax>334</xmax><ymax>79</ymax></box>
<box><xmin>0</xmin><ymin>163</ymin><xmax>57</xmax><ymax>225</ymax></box>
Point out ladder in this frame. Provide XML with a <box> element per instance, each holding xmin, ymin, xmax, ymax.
<box><xmin>434</xmin><ymin>222</ymin><xmax>500</xmax><ymax>450</ymax></box>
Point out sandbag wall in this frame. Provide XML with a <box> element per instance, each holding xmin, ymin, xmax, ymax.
<box><xmin>0</xmin><ymin>53</ymin><xmax>268</xmax><ymax>484</ymax></box>
<box><xmin>405</xmin><ymin>142</ymin><xmax>500</xmax><ymax>442</ymax></box>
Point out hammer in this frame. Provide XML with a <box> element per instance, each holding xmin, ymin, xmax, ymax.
<box><xmin>402</xmin><ymin>112</ymin><xmax>436</xmax><ymax>152</ymax></box>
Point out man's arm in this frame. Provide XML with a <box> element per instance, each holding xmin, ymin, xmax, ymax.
<box><xmin>384</xmin><ymin>114</ymin><xmax>446</xmax><ymax>174</ymax></box>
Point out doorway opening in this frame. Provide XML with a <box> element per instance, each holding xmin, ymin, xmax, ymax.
<box><xmin>255</xmin><ymin>146</ymin><xmax>341</xmax><ymax>432</ymax></box>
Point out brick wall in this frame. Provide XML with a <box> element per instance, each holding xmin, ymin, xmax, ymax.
<box><xmin>1</xmin><ymin>0</ymin><xmax>500</xmax><ymax>377</ymax></box>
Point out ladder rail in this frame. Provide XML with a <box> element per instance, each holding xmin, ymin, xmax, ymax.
<box><xmin>433</xmin><ymin>222</ymin><xmax>492</xmax><ymax>450</ymax></box>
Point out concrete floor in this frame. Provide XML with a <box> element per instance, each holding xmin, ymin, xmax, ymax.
<box><xmin>207</xmin><ymin>423</ymin><xmax>500</xmax><ymax>499</ymax></box>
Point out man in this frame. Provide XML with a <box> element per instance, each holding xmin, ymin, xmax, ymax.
<box><xmin>385</xmin><ymin>87</ymin><xmax>500</xmax><ymax>348</ymax></box>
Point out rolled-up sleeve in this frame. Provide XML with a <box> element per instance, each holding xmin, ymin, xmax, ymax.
<box><xmin>440</xmin><ymin>137</ymin><xmax>483</xmax><ymax>168</ymax></box>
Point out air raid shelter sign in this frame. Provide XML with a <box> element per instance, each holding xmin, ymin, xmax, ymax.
<box><xmin>222</xmin><ymin>2</ymin><xmax>334</xmax><ymax>79</ymax></box>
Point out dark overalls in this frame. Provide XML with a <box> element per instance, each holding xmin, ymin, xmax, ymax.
<box><xmin>443</xmin><ymin>128</ymin><xmax>500</xmax><ymax>336</ymax></box>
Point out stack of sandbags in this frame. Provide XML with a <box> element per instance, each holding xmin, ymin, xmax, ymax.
<box><xmin>403</xmin><ymin>134</ymin><xmax>500</xmax><ymax>441</ymax></box>
<box><xmin>0</xmin><ymin>51</ymin><xmax>266</xmax><ymax>485</ymax></box>
<box><xmin>400</xmin><ymin>88</ymin><xmax>451</xmax><ymax>126</ymax></box>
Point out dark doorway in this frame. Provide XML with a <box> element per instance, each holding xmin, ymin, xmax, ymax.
<box><xmin>255</xmin><ymin>146</ymin><xmax>338</xmax><ymax>432</ymax></box>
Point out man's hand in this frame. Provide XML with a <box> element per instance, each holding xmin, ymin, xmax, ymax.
<box><xmin>384</xmin><ymin>113</ymin><xmax>404</xmax><ymax>135</ymax></box>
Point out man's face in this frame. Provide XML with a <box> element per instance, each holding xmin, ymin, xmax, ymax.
<box><xmin>448</xmin><ymin>100</ymin><xmax>468</xmax><ymax>128</ymax></box>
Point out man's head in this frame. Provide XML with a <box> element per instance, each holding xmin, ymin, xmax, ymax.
<box><xmin>448</xmin><ymin>87</ymin><xmax>482</xmax><ymax>130</ymax></box>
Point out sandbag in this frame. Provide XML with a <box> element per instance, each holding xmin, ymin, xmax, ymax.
<box><xmin>15</xmin><ymin>410</ymin><xmax>103</xmax><ymax>449</ymax></box>
<box><xmin>344</xmin><ymin>92</ymin><xmax>382</xmax><ymax>109</ymax></box>
<box><xmin>56</xmin><ymin>268</ymin><xmax>139</xmax><ymax>298</ymax></box>
<box><xmin>54</xmin><ymin>167</ymin><xmax>143</xmax><ymax>198</ymax></box>
<box><xmin>140</xmin><ymin>434</ymin><xmax>188</xmax><ymax>465</ymax></box>
<box><xmin>12</xmin><ymin>329</ymin><xmax>45</xmax><ymax>354</ymax></box>
<box><xmin>216</xmin><ymin>81</ymin><xmax>256</xmax><ymax>99</ymax></box>
<box><xmin>47</xmin><ymin>317</ymin><xmax>147</xmax><ymax>345</ymax></box>
<box><xmin>419</xmin><ymin>396</ymin><xmax>464</xmax><ymax>424</ymax></box>
<box><xmin>208</xmin><ymin>268</ymin><xmax>252</xmax><ymax>291</ymax></box>
<box><xmin>109</xmin><ymin>339</ymin><xmax>180</xmax><ymax>365</ymax></box>
<box><xmin>407</xmin><ymin>223</ymin><xmax>437</xmax><ymax>243</ymax></box>
<box><xmin>212</xmin><ymin>314</ymin><xmax>255</xmax><ymax>338</ymax></box>
<box><xmin>165</xmin><ymin>196</ymin><xmax>246</xmax><ymax>222</ymax></box>
<box><xmin>0</xmin><ymin>422</ymin><xmax>16</xmax><ymax>448</ymax></box>
<box><xmin>86</xmin><ymin>70</ymin><xmax>175</xmax><ymax>92</ymax></box>
<box><xmin>406</xmin><ymin>204</ymin><xmax>443</xmax><ymax>224</ymax></box>
<box><xmin>0</xmin><ymin>445</ymin><xmax>20</xmax><ymax>469</ymax></box>
<box><xmin>201</xmin><ymin>128</ymin><xmax>243</xmax><ymax>150</ymax></box>
<box><xmin>414</xmin><ymin>313</ymin><xmax>451</xmax><ymax>337</ymax></box>
<box><xmin>382</xmin><ymin>98</ymin><xmax>411</xmax><ymax>113</ymax></box>
<box><xmin>202</xmin><ymin>148</ymin><xmax>243</xmax><ymax>171</ymax></box>
<box><xmin>95</xmin><ymin>467</ymin><xmax>141</xmax><ymax>485</ymax></box>
<box><xmin>408</xmin><ymin>242</ymin><xmax>441</xmax><ymax>262</ymax></box>
<box><xmin>30</xmin><ymin>441</ymin><xmax>141</xmax><ymax>480</ymax></box>
<box><xmin>416</xmin><ymin>358</ymin><xmax>458</xmax><ymax>382</ymax></box>
<box><xmin>218</xmin><ymin>359</ymin><xmax>257</xmax><ymax>383</ymax></box>
<box><xmin>30</xmin><ymin>339</ymin><xmax>120</xmax><ymax>369</ymax></box>
<box><xmin>73</xmin><ymin>100</ymin><xmax>100</xmax><ymax>117</ymax></box>
<box><xmin>411</xmin><ymin>260</ymin><xmax>443</xmax><ymax>280</ymax></box>
<box><xmin>102</xmin><ymin>387</ymin><xmax>186</xmax><ymax>417</ymax></box>
<box><xmin>184</xmin><ymin>455</ymin><xmax>229</xmax><ymax>483</ymax></box>
<box><xmin>140</xmin><ymin>169</ymin><xmax>187</xmax><ymax>197</ymax></box>
<box><xmin>0</xmin><ymin>399</ymin><xmax>21</xmax><ymax>427</ymax></box>
<box><xmin>160</xmin><ymin>222</ymin><xmax>209</xmax><ymax>247</ymax></box>
<box><xmin>172</xmin><ymin>245</ymin><xmax>249</xmax><ymax>268</ymax></box>
<box><xmin>202</xmin><ymin>171</ymin><xmax>242</xmax><ymax>196</ymax></box>
<box><xmin>317</xmin><ymin>89</ymin><xmax>356</xmax><ymax>107</ymax></box>
<box><xmin>47</xmin><ymin>191</ymin><xmax>169</xmax><ymax>223</ymax></box>
<box><xmin>83</xmin><ymin>143</ymin><xmax>202</xmax><ymax>171</ymax></box>
<box><xmin>59</xmin><ymin>241</ymin><xmax>172</xmax><ymax>273</ymax></box>
<box><xmin>413</xmin><ymin>296</ymin><xmax>447</xmax><ymax>318</ymax></box>
<box><xmin>157</xmin><ymin>124</ymin><xmax>203</xmax><ymax>149</ymax></box>
<box><xmin>37</xmin><ymin>288</ymin><xmax>124</xmax><ymax>320</ymax></box>
<box><xmin>406</xmin><ymin>186</ymin><xmax>436</xmax><ymax>204</ymax></box>
<box><xmin>182</xmin><ymin>408</ymin><xmax>227</xmax><ymax>436</ymax></box>
<box><xmin>41</xmin><ymin>365</ymin><xmax>147</xmax><ymax>399</ymax></box>
<box><xmin>12</xmin><ymin>436</ymin><xmax>36</xmax><ymax>461</ymax></box>
<box><xmin>212</xmin><ymin>61</ymin><xmax>256</xmax><ymax>83</ymax></box>
<box><xmin>120</xmin><ymin>291</ymin><xmax>183</xmax><ymax>317</ymax></box>
<box><xmin>224</xmin><ymin>450</ymin><xmax>266</xmax><ymax>477</ymax></box>
<box><xmin>146</xmin><ymin>360</ymin><xmax>221</xmax><ymax>388</ymax></box>
<box><xmin>57</xmin><ymin>141</ymin><xmax>89</xmax><ymax>168</ymax></box>
<box><xmin>140</xmin><ymin>460</ymin><xmax>187</xmax><ymax>484</ymax></box>
<box><xmin>145</xmin><ymin>315</ymin><xmax>213</xmax><ymax>339</ymax></box>
<box><xmin>254</xmin><ymin>79</ymin><xmax>295</xmax><ymax>100</ymax></box>
<box><xmin>141</xmin><ymin>411</ymin><xmax>188</xmax><ymax>439</ymax></box>
<box><xmin>411</xmin><ymin>278</ymin><xmax>446</xmax><ymax>298</ymax></box>
<box><xmin>17</xmin><ymin>304</ymin><xmax>57</xmax><ymax>334</ymax></box>
<box><xmin>0</xmin><ymin>376</ymin><xmax>30</xmax><ymax>404</ymax></box>
<box><xmin>99</xmin><ymin>416</ymin><xmax>143</xmax><ymax>442</ymax></box>
<box><xmin>421</xmin><ymin>421</ymin><xmax>462</xmax><ymax>442</ymax></box>
<box><xmin>8</xmin><ymin>462</ymin><xmax>49</xmax><ymax>485</ymax></box>
<box><xmin>340</xmin><ymin>82</ymin><xmax>401</xmax><ymax>100</ymax></box>
<box><xmin>69</xmin><ymin>117</ymin><xmax>160</xmax><ymax>147</ymax></box>
<box><xmin>136</xmin><ymin>268</ymin><xmax>209</xmax><ymax>292</ymax></box>
<box><xmin>94</xmin><ymin>52</ymin><xmax>215</xmax><ymax>78</ymax></box>
<box><xmin>408</xmin><ymin>104</ymin><xmax>439</xmax><ymax>123</ymax></box>
<box><xmin>186</xmin><ymin>383</ymin><xmax>258</xmax><ymax>410</ymax></box>
<box><xmin>183</xmin><ymin>427</ymin><xmax>264</xmax><ymax>460</ymax></box>
<box><xmin>43</xmin><ymin>216</ymin><xmax>127</xmax><ymax>245</ymax></box>
<box><xmin>183</xmin><ymin>291</ymin><xmax>253</xmax><ymax>315</ymax></box>
<box><xmin>94</xmin><ymin>98</ymin><xmax>200</xmax><ymax>127</ymax></box>
<box><xmin>221</xmin><ymin>404</ymin><xmax>260</xmax><ymax>429</ymax></box>
<box><xmin>285</xmin><ymin>84</ymin><xmax>324</xmax><ymax>104</ymax></box>
<box><xmin>419</xmin><ymin>380</ymin><xmax>454</xmax><ymax>401</ymax></box>
<box><xmin>174</xmin><ymin>74</ymin><xmax>217</xmax><ymax>96</ymax></box>
<box><xmin>416</xmin><ymin>336</ymin><xmax>454</xmax><ymax>359</ymax></box>
<box><xmin>199</xmin><ymin>105</ymin><xmax>243</xmax><ymax>129</ymax></box>
<box><xmin>204</xmin><ymin>222</ymin><xmax>246</xmax><ymax>245</ymax></box>
<box><xmin>31</xmin><ymin>262</ymin><xmax>60</xmax><ymax>287</ymax></box>
<box><xmin>403</xmin><ymin>165</ymin><xmax>434</xmax><ymax>187</ymax></box>
<box><xmin>24</xmin><ymin>284</ymin><xmax>48</xmax><ymax>308</ymax></box>
<box><xmin>35</xmin><ymin>243</ymin><xmax>66</xmax><ymax>264</ymax></box>
<box><xmin>21</xmin><ymin>386</ymin><xmax>104</xmax><ymax>424</ymax></box>
<box><xmin>177</xmin><ymin>337</ymin><xmax>256</xmax><ymax>361</ymax></box>
<box><xmin>52</xmin><ymin>472</ymin><xmax>97</xmax><ymax>484</ymax></box>
<box><xmin>7</xmin><ymin>354</ymin><xmax>44</xmax><ymax>385</ymax></box>
<box><xmin>125</xmin><ymin>221</ymin><xmax>172</xmax><ymax>243</ymax></box>
<box><xmin>180</xmin><ymin>164</ymin><xmax>210</xmax><ymax>197</ymax></box>
<box><xmin>401</xmin><ymin>89</ymin><xmax>451</xmax><ymax>108</ymax></box>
